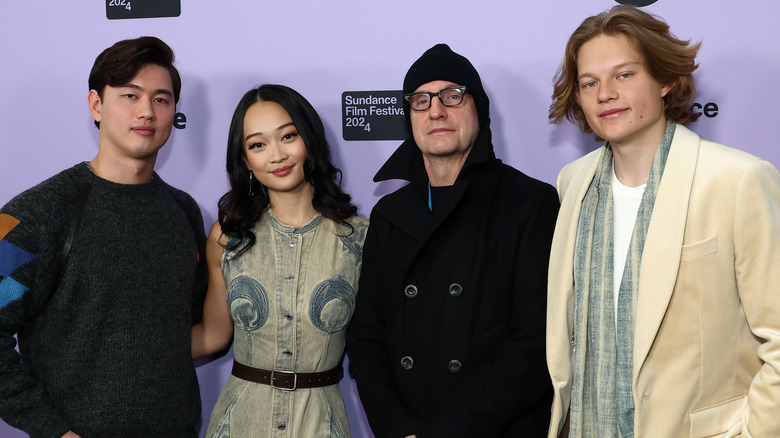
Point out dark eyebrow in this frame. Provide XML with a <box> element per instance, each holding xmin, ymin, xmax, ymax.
<box><xmin>245</xmin><ymin>122</ymin><xmax>296</xmax><ymax>143</ymax></box>
<box><xmin>118</xmin><ymin>83</ymin><xmax>174</xmax><ymax>97</ymax></box>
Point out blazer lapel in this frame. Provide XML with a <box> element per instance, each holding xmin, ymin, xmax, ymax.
<box><xmin>633</xmin><ymin>125</ymin><xmax>701</xmax><ymax>374</ymax></box>
<box><xmin>552</xmin><ymin>147</ymin><xmax>602</xmax><ymax>333</ymax></box>
<box><xmin>558</xmin><ymin>148</ymin><xmax>604</xmax><ymax>258</ymax></box>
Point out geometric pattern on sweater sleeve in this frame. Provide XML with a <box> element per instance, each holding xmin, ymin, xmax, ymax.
<box><xmin>0</xmin><ymin>214</ymin><xmax>35</xmax><ymax>310</ymax></box>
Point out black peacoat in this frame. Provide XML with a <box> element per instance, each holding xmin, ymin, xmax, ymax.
<box><xmin>347</xmin><ymin>124</ymin><xmax>559</xmax><ymax>438</ymax></box>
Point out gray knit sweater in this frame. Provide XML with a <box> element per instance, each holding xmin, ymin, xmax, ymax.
<box><xmin>0</xmin><ymin>163</ymin><xmax>207</xmax><ymax>438</ymax></box>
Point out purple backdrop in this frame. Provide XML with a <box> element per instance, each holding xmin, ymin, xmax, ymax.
<box><xmin>2</xmin><ymin>1</ymin><xmax>779</xmax><ymax>436</ymax></box>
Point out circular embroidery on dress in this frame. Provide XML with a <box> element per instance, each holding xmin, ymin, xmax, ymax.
<box><xmin>309</xmin><ymin>277</ymin><xmax>355</xmax><ymax>333</ymax></box>
<box><xmin>227</xmin><ymin>275</ymin><xmax>270</xmax><ymax>331</ymax></box>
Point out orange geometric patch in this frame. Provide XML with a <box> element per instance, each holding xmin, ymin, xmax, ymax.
<box><xmin>0</xmin><ymin>214</ymin><xmax>21</xmax><ymax>242</ymax></box>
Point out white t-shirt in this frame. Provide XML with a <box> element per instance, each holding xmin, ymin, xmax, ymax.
<box><xmin>612</xmin><ymin>162</ymin><xmax>646</xmax><ymax>326</ymax></box>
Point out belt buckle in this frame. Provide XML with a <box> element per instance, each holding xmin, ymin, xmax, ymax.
<box><xmin>271</xmin><ymin>370</ymin><xmax>297</xmax><ymax>391</ymax></box>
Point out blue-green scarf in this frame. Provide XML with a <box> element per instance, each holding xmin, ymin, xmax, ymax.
<box><xmin>569</xmin><ymin>122</ymin><xmax>675</xmax><ymax>438</ymax></box>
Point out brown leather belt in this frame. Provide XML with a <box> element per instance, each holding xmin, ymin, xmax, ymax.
<box><xmin>231</xmin><ymin>360</ymin><xmax>343</xmax><ymax>391</ymax></box>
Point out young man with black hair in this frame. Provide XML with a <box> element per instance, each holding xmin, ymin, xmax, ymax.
<box><xmin>0</xmin><ymin>36</ymin><xmax>207</xmax><ymax>438</ymax></box>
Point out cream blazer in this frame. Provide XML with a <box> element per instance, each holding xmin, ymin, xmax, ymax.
<box><xmin>547</xmin><ymin>125</ymin><xmax>780</xmax><ymax>438</ymax></box>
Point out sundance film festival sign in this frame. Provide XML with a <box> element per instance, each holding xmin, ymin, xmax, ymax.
<box><xmin>106</xmin><ymin>0</ymin><xmax>180</xmax><ymax>19</ymax></box>
<box><xmin>342</xmin><ymin>91</ymin><xmax>408</xmax><ymax>141</ymax></box>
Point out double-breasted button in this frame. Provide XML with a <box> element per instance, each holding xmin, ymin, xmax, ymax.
<box><xmin>277</xmin><ymin>423</ymin><xmax>287</xmax><ymax>430</ymax></box>
<box><xmin>400</xmin><ymin>355</ymin><xmax>414</xmax><ymax>370</ymax></box>
<box><xmin>449</xmin><ymin>283</ymin><xmax>463</xmax><ymax>297</ymax></box>
<box><xmin>448</xmin><ymin>359</ymin><xmax>462</xmax><ymax>374</ymax></box>
<box><xmin>404</xmin><ymin>284</ymin><xmax>418</xmax><ymax>298</ymax></box>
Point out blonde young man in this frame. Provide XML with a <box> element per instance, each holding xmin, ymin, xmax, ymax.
<box><xmin>547</xmin><ymin>6</ymin><xmax>780</xmax><ymax>438</ymax></box>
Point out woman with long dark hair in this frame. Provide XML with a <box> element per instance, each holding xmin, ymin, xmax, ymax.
<box><xmin>192</xmin><ymin>84</ymin><xmax>367</xmax><ymax>437</ymax></box>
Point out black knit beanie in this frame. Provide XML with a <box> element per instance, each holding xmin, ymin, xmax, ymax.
<box><xmin>402</xmin><ymin>43</ymin><xmax>489</xmax><ymax>126</ymax></box>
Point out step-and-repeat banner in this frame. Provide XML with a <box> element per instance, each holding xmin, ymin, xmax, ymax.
<box><xmin>2</xmin><ymin>1</ymin><xmax>778</xmax><ymax>436</ymax></box>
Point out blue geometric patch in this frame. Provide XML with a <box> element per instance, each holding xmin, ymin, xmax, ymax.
<box><xmin>0</xmin><ymin>239</ymin><xmax>36</xmax><ymax>277</ymax></box>
<box><xmin>0</xmin><ymin>276</ymin><xmax>28</xmax><ymax>310</ymax></box>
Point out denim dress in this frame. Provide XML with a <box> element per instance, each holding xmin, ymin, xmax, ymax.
<box><xmin>206</xmin><ymin>210</ymin><xmax>368</xmax><ymax>437</ymax></box>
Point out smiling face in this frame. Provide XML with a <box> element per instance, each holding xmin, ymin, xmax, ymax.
<box><xmin>410</xmin><ymin>80</ymin><xmax>480</xmax><ymax>161</ymax></box>
<box><xmin>242</xmin><ymin>100</ymin><xmax>311</xmax><ymax>198</ymax></box>
<box><xmin>89</xmin><ymin>64</ymin><xmax>176</xmax><ymax>163</ymax></box>
<box><xmin>575</xmin><ymin>33</ymin><xmax>673</xmax><ymax>149</ymax></box>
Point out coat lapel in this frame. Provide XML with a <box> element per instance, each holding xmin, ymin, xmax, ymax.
<box><xmin>375</xmin><ymin>179</ymin><xmax>469</xmax><ymax>279</ymax></box>
<box><xmin>633</xmin><ymin>125</ymin><xmax>701</xmax><ymax>375</ymax></box>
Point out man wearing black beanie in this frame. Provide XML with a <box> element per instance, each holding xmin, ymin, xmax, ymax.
<box><xmin>347</xmin><ymin>43</ymin><xmax>558</xmax><ymax>437</ymax></box>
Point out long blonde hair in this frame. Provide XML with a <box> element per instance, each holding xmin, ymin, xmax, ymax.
<box><xmin>549</xmin><ymin>6</ymin><xmax>701</xmax><ymax>136</ymax></box>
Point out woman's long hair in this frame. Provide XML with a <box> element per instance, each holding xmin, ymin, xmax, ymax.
<box><xmin>218</xmin><ymin>84</ymin><xmax>357</xmax><ymax>254</ymax></box>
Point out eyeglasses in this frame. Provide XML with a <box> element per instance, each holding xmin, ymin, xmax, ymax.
<box><xmin>404</xmin><ymin>86</ymin><xmax>468</xmax><ymax>111</ymax></box>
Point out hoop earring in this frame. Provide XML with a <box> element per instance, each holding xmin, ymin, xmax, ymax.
<box><xmin>248</xmin><ymin>171</ymin><xmax>254</xmax><ymax>197</ymax></box>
